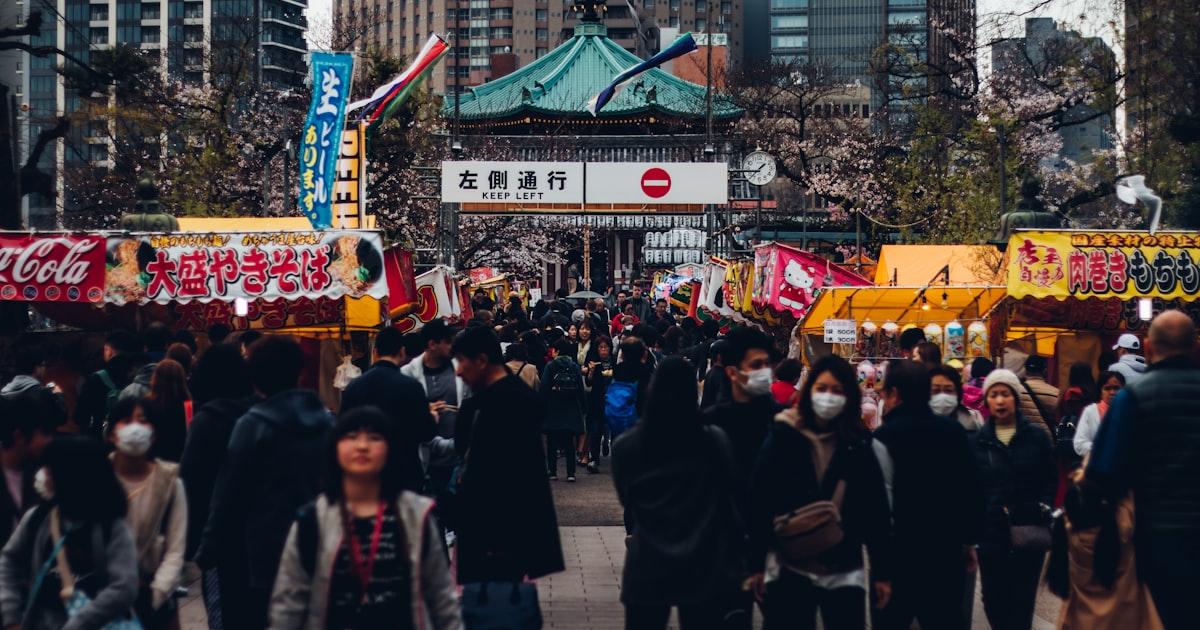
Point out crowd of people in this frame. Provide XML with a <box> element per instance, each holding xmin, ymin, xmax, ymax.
<box><xmin>0</xmin><ymin>282</ymin><xmax>1197</xmax><ymax>630</ymax></box>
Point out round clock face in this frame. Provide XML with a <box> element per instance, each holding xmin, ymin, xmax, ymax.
<box><xmin>743</xmin><ymin>151</ymin><xmax>777</xmax><ymax>185</ymax></box>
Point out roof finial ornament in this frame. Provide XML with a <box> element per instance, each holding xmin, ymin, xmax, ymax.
<box><xmin>572</xmin><ymin>0</ymin><xmax>608</xmax><ymax>24</ymax></box>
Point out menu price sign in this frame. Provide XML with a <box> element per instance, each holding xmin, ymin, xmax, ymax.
<box><xmin>824</xmin><ymin>319</ymin><xmax>857</xmax><ymax>344</ymax></box>
<box><xmin>104</xmin><ymin>231</ymin><xmax>389</xmax><ymax>305</ymax></box>
<box><xmin>0</xmin><ymin>234</ymin><xmax>106</xmax><ymax>302</ymax></box>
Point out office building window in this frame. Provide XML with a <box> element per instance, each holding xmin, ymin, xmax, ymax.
<box><xmin>142</xmin><ymin>26</ymin><xmax>160</xmax><ymax>43</ymax></box>
<box><xmin>89</xmin><ymin>27</ymin><xmax>109</xmax><ymax>45</ymax></box>
<box><xmin>696</xmin><ymin>0</ymin><xmax>706</xmax><ymax>12</ymax></box>
<box><xmin>888</xmin><ymin>11</ymin><xmax>926</xmax><ymax>26</ymax></box>
<box><xmin>771</xmin><ymin>15</ymin><xmax>807</xmax><ymax>30</ymax></box>
<box><xmin>721</xmin><ymin>2</ymin><xmax>731</xmax><ymax>14</ymax></box>
<box><xmin>141</xmin><ymin>3</ymin><xmax>160</xmax><ymax>19</ymax></box>
<box><xmin>696</xmin><ymin>18</ymin><xmax>705</xmax><ymax>31</ymax></box>
<box><xmin>89</xmin><ymin>5</ymin><xmax>108</xmax><ymax>21</ymax></box>
<box><xmin>537</xmin><ymin>28</ymin><xmax>547</xmax><ymax>40</ymax></box>
<box><xmin>669</xmin><ymin>16</ymin><xmax>679</xmax><ymax>27</ymax></box>
<box><xmin>770</xmin><ymin>0</ymin><xmax>806</xmax><ymax>8</ymax></box>
<box><xmin>771</xmin><ymin>35</ymin><xmax>806</xmax><ymax>49</ymax></box>
<box><xmin>536</xmin><ymin>9</ymin><xmax>547</xmax><ymax>21</ymax></box>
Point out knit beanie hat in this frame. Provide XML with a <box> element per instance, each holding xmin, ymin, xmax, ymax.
<box><xmin>982</xmin><ymin>368</ymin><xmax>1023</xmax><ymax>402</ymax></box>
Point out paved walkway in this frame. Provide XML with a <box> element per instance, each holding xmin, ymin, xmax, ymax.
<box><xmin>178</xmin><ymin>457</ymin><xmax>1062</xmax><ymax>629</ymax></box>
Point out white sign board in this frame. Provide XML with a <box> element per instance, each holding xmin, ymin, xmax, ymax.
<box><xmin>823</xmin><ymin>319</ymin><xmax>857</xmax><ymax>344</ymax></box>
<box><xmin>585</xmin><ymin>163</ymin><xmax>728</xmax><ymax>204</ymax></box>
<box><xmin>442</xmin><ymin>161</ymin><xmax>584</xmax><ymax>203</ymax></box>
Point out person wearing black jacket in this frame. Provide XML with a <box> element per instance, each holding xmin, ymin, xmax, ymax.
<box><xmin>0</xmin><ymin>390</ymin><xmax>62</xmax><ymax>545</ymax></box>
<box><xmin>74</xmin><ymin>330</ymin><xmax>142</xmax><ymax>438</ymax></box>
<box><xmin>613</xmin><ymin>357</ymin><xmax>746</xmax><ymax>629</ymax></box>
<box><xmin>747</xmin><ymin>355</ymin><xmax>893</xmax><ymax>630</ymax></box>
<box><xmin>872</xmin><ymin>360</ymin><xmax>985</xmax><ymax>630</ymax></box>
<box><xmin>339</xmin><ymin>326</ymin><xmax>437</xmax><ymax>492</ymax></box>
<box><xmin>583</xmin><ymin>336</ymin><xmax>616</xmax><ymax>473</ymax></box>
<box><xmin>970</xmin><ymin>369</ymin><xmax>1056</xmax><ymax>630</ymax></box>
<box><xmin>451</xmin><ymin>325</ymin><xmax>564</xmax><ymax>585</ymax></box>
<box><xmin>196</xmin><ymin>335</ymin><xmax>334</xmax><ymax>630</ymax></box>
<box><xmin>540</xmin><ymin>340</ymin><xmax>586</xmax><ymax>481</ymax></box>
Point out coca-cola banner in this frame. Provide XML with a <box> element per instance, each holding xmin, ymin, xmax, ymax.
<box><xmin>104</xmin><ymin>230</ymin><xmax>388</xmax><ymax>305</ymax></box>
<box><xmin>0</xmin><ymin>234</ymin><xmax>106</xmax><ymax>303</ymax></box>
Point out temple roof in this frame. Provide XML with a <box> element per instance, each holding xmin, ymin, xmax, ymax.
<box><xmin>443</xmin><ymin>23</ymin><xmax>741</xmax><ymax>124</ymax></box>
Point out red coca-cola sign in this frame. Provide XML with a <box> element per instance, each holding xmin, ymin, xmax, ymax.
<box><xmin>0</xmin><ymin>234</ymin><xmax>106</xmax><ymax>302</ymax></box>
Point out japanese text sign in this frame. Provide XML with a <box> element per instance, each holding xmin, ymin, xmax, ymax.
<box><xmin>299</xmin><ymin>52</ymin><xmax>355</xmax><ymax>229</ymax></box>
<box><xmin>824</xmin><ymin>319</ymin><xmax>858</xmax><ymax>344</ymax></box>
<box><xmin>0</xmin><ymin>234</ymin><xmax>106</xmax><ymax>302</ymax></box>
<box><xmin>1007</xmin><ymin>231</ymin><xmax>1200</xmax><ymax>301</ymax></box>
<box><xmin>104</xmin><ymin>231</ymin><xmax>388</xmax><ymax>305</ymax></box>
<box><xmin>441</xmin><ymin>161</ymin><xmax>584</xmax><ymax>203</ymax></box>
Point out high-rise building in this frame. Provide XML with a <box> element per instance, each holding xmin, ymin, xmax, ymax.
<box><xmin>746</xmin><ymin>0</ymin><xmax>976</xmax><ymax>128</ymax></box>
<box><xmin>338</xmin><ymin>0</ymin><xmax>746</xmax><ymax>94</ymax></box>
<box><xmin>13</xmin><ymin>1</ymin><xmax>307</xmax><ymax>228</ymax></box>
<box><xmin>992</xmin><ymin>18</ymin><xmax>1116</xmax><ymax>167</ymax></box>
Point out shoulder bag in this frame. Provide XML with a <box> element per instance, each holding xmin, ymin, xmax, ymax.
<box><xmin>772</xmin><ymin>458</ymin><xmax>847</xmax><ymax>565</ymax></box>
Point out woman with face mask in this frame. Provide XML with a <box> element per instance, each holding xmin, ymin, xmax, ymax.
<box><xmin>928</xmin><ymin>366</ymin><xmax>984</xmax><ymax>433</ymax></box>
<box><xmin>0</xmin><ymin>436</ymin><xmax>139</xmax><ymax>629</ymax></box>
<box><xmin>106</xmin><ymin>397</ymin><xmax>189</xmax><ymax>629</ymax></box>
<box><xmin>745</xmin><ymin>355</ymin><xmax>894</xmax><ymax>630</ymax></box>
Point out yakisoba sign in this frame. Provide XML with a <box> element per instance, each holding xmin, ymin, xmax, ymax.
<box><xmin>0</xmin><ymin>230</ymin><xmax>388</xmax><ymax>305</ymax></box>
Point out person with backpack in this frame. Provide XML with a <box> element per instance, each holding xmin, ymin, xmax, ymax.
<box><xmin>503</xmin><ymin>343</ymin><xmax>541</xmax><ymax>390</ymax></box>
<box><xmin>541</xmin><ymin>340</ymin><xmax>586</xmax><ymax>482</ymax></box>
<box><xmin>745</xmin><ymin>355</ymin><xmax>893</xmax><ymax>629</ymax></box>
<box><xmin>612</xmin><ymin>357</ymin><xmax>746</xmax><ymax>629</ymax></box>
<box><xmin>196</xmin><ymin>335</ymin><xmax>335</xmax><ymax>630</ymax></box>
<box><xmin>269</xmin><ymin>407</ymin><xmax>461</xmax><ymax>629</ymax></box>
<box><xmin>74</xmin><ymin>330</ymin><xmax>143</xmax><ymax>439</ymax></box>
<box><xmin>606</xmin><ymin>336</ymin><xmax>651</xmax><ymax>442</ymax></box>
<box><xmin>0</xmin><ymin>436</ymin><xmax>139</xmax><ymax>629</ymax></box>
<box><xmin>106</xmin><ymin>397</ymin><xmax>188</xmax><ymax>629</ymax></box>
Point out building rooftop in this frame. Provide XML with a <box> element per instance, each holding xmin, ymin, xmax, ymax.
<box><xmin>444</xmin><ymin>22</ymin><xmax>741</xmax><ymax>128</ymax></box>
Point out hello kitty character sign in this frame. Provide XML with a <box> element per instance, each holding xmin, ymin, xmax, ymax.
<box><xmin>779</xmin><ymin>260</ymin><xmax>817</xmax><ymax>310</ymax></box>
<box><xmin>751</xmin><ymin>243</ymin><xmax>872</xmax><ymax>319</ymax></box>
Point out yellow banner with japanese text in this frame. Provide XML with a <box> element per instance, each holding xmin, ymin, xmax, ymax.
<box><xmin>1006</xmin><ymin>231</ymin><xmax>1200</xmax><ymax>301</ymax></box>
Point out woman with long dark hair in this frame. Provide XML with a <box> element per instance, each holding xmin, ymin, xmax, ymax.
<box><xmin>746</xmin><ymin>355</ymin><xmax>893</xmax><ymax>629</ymax></box>
<box><xmin>612</xmin><ymin>357</ymin><xmax>745</xmax><ymax>629</ymax></box>
<box><xmin>269</xmin><ymin>407</ymin><xmax>461</xmax><ymax>629</ymax></box>
<box><xmin>142</xmin><ymin>359</ymin><xmax>191</xmax><ymax>462</ymax></box>
<box><xmin>0</xmin><ymin>436</ymin><xmax>139</xmax><ymax>629</ymax></box>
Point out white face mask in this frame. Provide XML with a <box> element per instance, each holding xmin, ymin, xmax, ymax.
<box><xmin>115</xmin><ymin>423</ymin><xmax>154</xmax><ymax>457</ymax></box>
<box><xmin>34</xmin><ymin>468</ymin><xmax>53</xmax><ymax>501</ymax></box>
<box><xmin>811</xmin><ymin>392</ymin><xmax>847</xmax><ymax>420</ymax></box>
<box><xmin>930</xmin><ymin>393</ymin><xmax>959</xmax><ymax>417</ymax></box>
<box><xmin>742</xmin><ymin>368</ymin><xmax>773</xmax><ymax>397</ymax></box>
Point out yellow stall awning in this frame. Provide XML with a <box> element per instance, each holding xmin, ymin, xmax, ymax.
<box><xmin>801</xmin><ymin>285</ymin><xmax>1009</xmax><ymax>334</ymax></box>
<box><xmin>875</xmin><ymin>245</ymin><xmax>1003</xmax><ymax>286</ymax></box>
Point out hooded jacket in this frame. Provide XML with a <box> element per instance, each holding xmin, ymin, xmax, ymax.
<box><xmin>0</xmin><ymin>375</ymin><xmax>42</xmax><ymax>399</ymax></box>
<box><xmin>197</xmin><ymin>389</ymin><xmax>334</xmax><ymax>591</ymax></box>
<box><xmin>269</xmin><ymin>493</ymin><xmax>461</xmax><ymax>630</ymax></box>
<box><xmin>119</xmin><ymin>361</ymin><xmax>157</xmax><ymax>402</ymax></box>
<box><xmin>1107</xmin><ymin>354</ymin><xmax>1147</xmax><ymax>386</ymax></box>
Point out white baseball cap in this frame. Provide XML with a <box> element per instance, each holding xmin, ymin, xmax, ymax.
<box><xmin>1113</xmin><ymin>333</ymin><xmax>1141</xmax><ymax>351</ymax></box>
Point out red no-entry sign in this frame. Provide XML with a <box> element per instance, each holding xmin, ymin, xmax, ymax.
<box><xmin>640</xmin><ymin>168</ymin><xmax>672</xmax><ymax>199</ymax></box>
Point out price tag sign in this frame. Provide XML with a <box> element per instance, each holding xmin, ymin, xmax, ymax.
<box><xmin>824</xmin><ymin>319</ymin><xmax>857</xmax><ymax>344</ymax></box>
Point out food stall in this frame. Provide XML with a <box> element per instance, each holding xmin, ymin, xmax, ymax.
<box><xmin>997</xmin><ymin>230</ymin><xmax>1200</xmax><ymax>385</ymax></box>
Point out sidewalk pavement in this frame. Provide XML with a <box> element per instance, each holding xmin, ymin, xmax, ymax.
<box><xmin>178</xmin><ymin>526</ymin><xmax>1060</xmax><ymax>629</ymax></box>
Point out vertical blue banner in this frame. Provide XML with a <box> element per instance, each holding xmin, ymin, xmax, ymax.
<box><xmin>299</xmin><ymin>53</ymin><xmax>355</xmax><ymax>229</ymax></box>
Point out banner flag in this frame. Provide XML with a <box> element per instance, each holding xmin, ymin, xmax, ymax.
<box><xmin>348</xmin><ymin>35</ymin><xmax>450</xmax><ymax>129</ymax></box>
<box><xmin>299</xmin><ymin>52</ymin><xmax>355</xmax><ymax>229</ymax></box>
<box><xmin>586</xmin><ymin>33</ymin><xmax>697</xmax><ymax>116</ymax></box>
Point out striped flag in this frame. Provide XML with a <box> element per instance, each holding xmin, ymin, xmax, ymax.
<box><xmin>348</xmin><ymin>34</ymin><xmax>450</xmax><ymax>129</ymax></box>
<box><xmin>586</xmin><ymin>33</ymin><xmax>698</xmax><ymax>116</ymax></box>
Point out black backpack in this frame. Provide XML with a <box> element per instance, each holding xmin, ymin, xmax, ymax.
<box><xmin>549</xmin><ymin>362</ymin><xmax>581</xmax><ymax>397</ymax></box>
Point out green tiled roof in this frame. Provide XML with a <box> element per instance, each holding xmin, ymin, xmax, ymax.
<box><xmin>443</xmin><ymin>24</ymin><xmax>741</xmax><ymax>121</ymax></box>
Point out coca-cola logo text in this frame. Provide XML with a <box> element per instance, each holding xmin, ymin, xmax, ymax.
<box><xmin>0</xmin><ymin>237</ymin><xmax>101</xmax><ymax>286</ymax></box>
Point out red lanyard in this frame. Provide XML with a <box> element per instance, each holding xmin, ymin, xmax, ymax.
<box><xmin>347</xmin><ymin>501</ymin><xmax>386</xmax><ymax>603</ymax></box>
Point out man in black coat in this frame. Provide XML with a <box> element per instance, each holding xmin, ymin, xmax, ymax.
<box><xmin>872</xmin><ymin>360</ymin><xmax>984</xmax><ymax>630</ymax></box>
<box><xmin>452</xmin><ymin>325</ymin><xmax>564</xmax><ymax>584</ymax></box>
<box><xmin>196</xmin><ymin>335</ymin><xmax>334</xmax><ymax>630</ymax></box>
<box><xmin>73</xmin><ymin>329</ymin><xmax>142</xmax><ymax>438</ymax></box>
<box><xmin>340</xmin><ymin>326</ymin><xmax>437</xmax><ymax>492</ymax></box>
